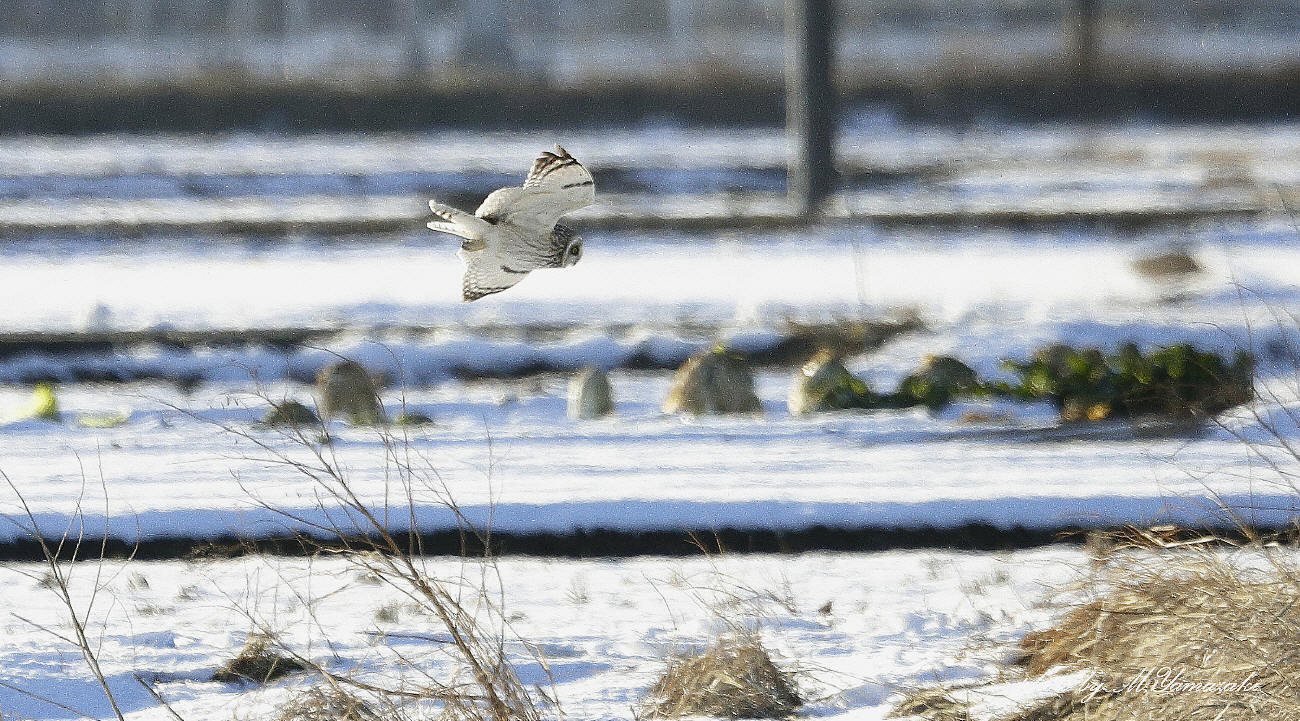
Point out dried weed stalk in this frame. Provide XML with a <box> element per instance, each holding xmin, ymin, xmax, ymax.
<box><xmin>204</xmin><ymin>384</ymin><xmax>554</xmax><ymax>721</ymax></box>
<box><xmin>0</xmin><ymin>462</ymin><xmax>156</xmax><ymax>720</ymax></box>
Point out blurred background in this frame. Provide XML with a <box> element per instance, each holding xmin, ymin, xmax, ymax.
<box><xmin>0</xmin><ymin>0</ymin><xmax>1299</xmax><ymax>576</ymax></box>
<box><xmin>2</xmin><ymin>0</ymin><xmax>1299</xmax><ymax>130</ymax></box>
<box><xmin>6</xmin><ymin>12</ymin><xmax>1300</xmax><ymax>717</ymax></box>
<box><xmin>0</xmin><ymin>0</ymin><xmax>1298</xmax><ymax>404</ymax></box>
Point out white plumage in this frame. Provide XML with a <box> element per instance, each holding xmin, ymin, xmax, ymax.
<box><xmin>427</xmin><ymin>145</ymin><xmax>596</xmax><ymax>301</ymax></box>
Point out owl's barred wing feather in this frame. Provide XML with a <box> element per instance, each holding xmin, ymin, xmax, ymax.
<box><xmin>473</xmin><ymin>145</ymin><xmax>595</xmax><ymax>235</ymax></box>
<box><xmin>524</xmin><ymin>145</ymin><xmax>588</xmax><ymax>189</ymax></box>
<box><xmin>428</xmin><ymin>200</ymin><xmax>491</xmax><ymax>251</ymax></box>
<box><xmin>458</xmin><ymin>246</ymin><xmax>529</xmax><ymax>302</ymax></box>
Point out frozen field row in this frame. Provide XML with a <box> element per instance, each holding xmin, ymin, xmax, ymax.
<box><xmin>3</xmin><ymin>124</ymin><xmax>1300</xmax><ymax>181</ymax></box>
<box><xmin>0</xmin><ymin>218</ymin><xmax>1296</xmax><ymax>542</ymax></box>
<box><xmin>0</xmin><ymin>369</ymin><xmax>1296</xmax><ymax>543</ymax></box>
<box><xmin>0</xmin><ymin>547</ymin><xmax>1089</xmax><ymax>721</ymax></box>
<box><xmin>2</xmin><ymin>220</ymin><xmax>1298</xmax><ymax>336</ymax></box>
<box><xmin>0</xmin><ymin>186</ymin><xmax>1266</xmax><ymax>236</ymax></box>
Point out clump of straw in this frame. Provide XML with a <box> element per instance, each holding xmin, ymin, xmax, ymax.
<box><xmin>641</xmin><ymin>632</ymin><xmax>800</xmax><ymax>719</ymax></box>
<box><xmin>211</xmin><ymin>632</ymin><xmax>308</xmax><ymax>684</ymax></box>
<box><xmin>276</xmin><ymin>685</ymin><xmax>383</xmax><ymax>721</ymax></box>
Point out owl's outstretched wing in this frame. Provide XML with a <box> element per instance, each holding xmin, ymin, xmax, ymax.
<box><xmin>474</xmin><ymin>145</ymin><xmax>595</xmax><ymax>235</ymax></box>
<box><xmin>428</xmin><ymin>200</ymin><xmax>491</xmax><ymax>251</ymax></box>
<box><xmin>458</xmin><ymin>246</ymin><xmax>530</xmax><ymax>302</ymax></box>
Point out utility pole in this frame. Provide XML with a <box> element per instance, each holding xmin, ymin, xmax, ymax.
<box><xmin>1075</xmin><ymin>0</ymin><xmax>1098</xmax><ymax>82</ymax></box>
<box><xmin>129</xmin><ymin>0</ymin><xmax>151</xmax><ymax>39</ymax></box>
<box><xmin>785</xmin><ymin>0</ymin><xmax>836</xmax><ymax>217</ymax></box>
<box><xmin>284</xmin><ymin>0</ymin><xmax>310</xmax><ymax>76</ymax></box>
<box><xmin>285</xmin><ymin>0</ymin><xmax>309</xmax><ymax>39</ymax></box>
<box><xmin>395</xmin><ymin>0</ymin><xmax>430</xmax><ymax>79</ymax></box>
<box><xmin>453</xmin><ymin>0</ymin><xmax>517</xmax><ymax>72</ymax></box>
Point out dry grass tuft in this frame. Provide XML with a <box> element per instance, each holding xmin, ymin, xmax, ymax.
<box><xmin>277</xmin><ymin>685</ymin><xmax>384</xmax><ymax>721</ymax></box>
<box><xmin>210</xmin><ymin>388</ymin><xmax>556</xmax><ymax>721</ymax></box>
<box><xmin>373</xmin><ymin>602</ymin><xmax>401</xmax><ymax>623</ymax></box>
<box><xmin>994</xmin><ymin>690</ymin><xmax>1105</xmax><ymax>721</ymax></box>
<box><xmin>1131</xmin><ymin>248</ymin><xmax>1202</xmax><ymax>279</ymax></box>
<box><xmin>887</xmin><ymin>687</ymin><xmax>970</xmax><ymax>721</ymax></box>
<box><xmin>891</xmin><ymin>542</ymin><xmax>1300</xmax><ymax>721</ymax></box>
<box><xmin>211</xmin><ymin>633</ymin><xmax>309</xmax><ymax>684</ymax></box>
<box><xmin>1007</xmin><ymin>549</ymin><xmax>1300</xmax><ymax>720</ymax></box>
<box><xmin>641</xmin><ymin>632</ymin><xmax>801</xmax><ymax>719</ymax></box>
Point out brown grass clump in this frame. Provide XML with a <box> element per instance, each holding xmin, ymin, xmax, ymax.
<box><xmin>211</xmin><ymin>633</ymin><xmax>308</xmax><ymax>684</ymax></box>
<box><xmin>641</xmin><ymin>632</ymin><xmax>801</xmax><ymax>719</ymax></box>
<box><xmin>890</xmin><ymin>543</ymin><xmax>1300</xmax><ymax>721</ymax></box>
<box><xmin>993</xmin><ymin>690</ymin><xmax>1105</xmax><ymax>721</ymax></box>
<box><xmin>1008</xmin><ymin>550</ymin><xmax>1300</xmax><ymax>720</ymax></box>
<box><xmin>887</xmin><ymin>688</ymin><xmax>970</xmax><ymax>721</ymax></box>
<box><xmin>277</xmin><ymin>686</ymin><xmax>383</xmax><ymax>721</ymax></box>
<box><xmin>662</xmin><ymin>348</ymin><xmax>763</xmax><ymax>416</ymax></box>
<box><xmin>1131</xmin><ymin>248</ymin><xmax>1203</xmax><ymax>279</ymax></box>
<box><xmin>260</xmin><ymin>399</ymin><xmax>320</xmax><ymax>427</ymax></box>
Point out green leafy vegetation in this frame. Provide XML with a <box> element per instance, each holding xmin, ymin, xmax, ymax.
<box><xmin>789</xmin><ymin>343</ymin><xmax>1253</xmax><ymax>422</ymax></box>
<box><xmin>997</xmin><ymin>343</ymin><xmax>1254</xmax><ymax>421</ymax></box>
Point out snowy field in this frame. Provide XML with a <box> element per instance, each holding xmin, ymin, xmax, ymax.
<box><xmin>1</xmin><ymin>124</ymin><xmax>1299</xmax><ymax>719</ymax></box>
<box><xmin>0</xmin><ymin>547</ymin><xmax>1090</xmax><ymax>721</ymax></box>
<box><xmin>3</xmin><ymin>124</ymin><xmax>1300</xmax><ymax>201</ymax></box>
<box><xmin>1</xmin><ymin>124</ymin><xmax>1299</xmax><ymax>540</ymax></box>
<box><xmin>0</xmin><ymin>219</ymin><xmax>1298</xmax><ymax>541</ymax></box>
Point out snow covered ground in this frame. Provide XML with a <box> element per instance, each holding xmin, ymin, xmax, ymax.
<box><xmin>0</xmin><ymin>370</ymin><xmax>1297</xmax><ymax>545</ymax></box>
<box><xmin>0</xmin><ymin>547</ymin><xmax>1090</xmax><ymax>721</ymax></box>
<box><xmin>3</xmin><ymin>124</ymin><xmax>1299</xmax><ymax>198</ymax></box>
<box><xmin>1</xmin><ymin>124</ymin><xmax>1299</xmax><ymax>720</ymax></box>
<box><xmin>3</xmin><ymin>217</ymin><xmax>1300</xmax><ymax>337</ymax></box>
<box><xmin>0</xmin><ymin>216</ymin><xmax>1298</xmax><ymax>541</ymax></box>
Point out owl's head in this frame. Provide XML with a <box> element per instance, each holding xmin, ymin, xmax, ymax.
<box><xmin>552</xmin><ymin>224</ymin><xmax>583</xmax><ymax>268</ymax></box>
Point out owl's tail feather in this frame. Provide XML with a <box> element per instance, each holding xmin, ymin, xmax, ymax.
<box><xmin>427</xmin><ymin>200</ymin><xmax>491</xmax><ymax>251</ymax></box>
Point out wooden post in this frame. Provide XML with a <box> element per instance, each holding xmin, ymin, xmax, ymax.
<box><xmin>395</xmin><ymin>0</ymin><xmax>429</xmax><ymax>78</ymax></box>
<box><xmin>453</xmin><ymin>0</ymin><xmax>517</xmax><ymax>71</ymax></box>
<box><xmin>285</xmin><ymin>0</ymin><xmax>309</xmax><ymax>39</ymax></box>
<box><xmin>1075</xmin><ymin>0</ymin><xmax>1098</xmax><ymax>80</ymax></box>
<box><xmin>226</xmin><ymin>0</ymin><xmax>251</xmax><ymax>36</ymax></box>
<box><xmin>786</xmin><ymin>0</ymin><xmax>835</xmax><ymax>217</ymax></box>
<box><xmin>129</xmin><ymin>0</ymin><xmax>151</xmax><ymax>38</ymax></box>
<box><xmin>281</xmin><ymin>0</ymin><xmax>310</xmax><ymax>76</ymax></box>
<box><xmin>666</xmin><ymin>0</ymin><xmax>692</xmax><ymax>63</ymax></box>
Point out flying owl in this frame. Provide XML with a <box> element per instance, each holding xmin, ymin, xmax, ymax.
<box><xmin>427</xmin><ymin>145</ymin><xmax>596</xmax><ymax>301</ymax></box>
